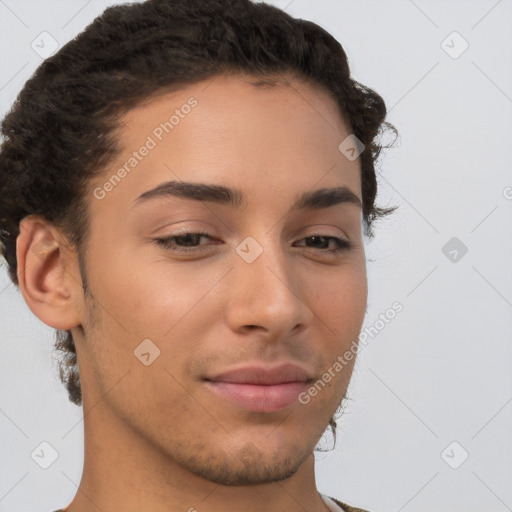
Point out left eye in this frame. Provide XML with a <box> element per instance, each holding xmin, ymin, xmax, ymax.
<box><xmin>294</xmin><ymin>235</ymin><xmax>352</xmax><ymax>253</ymax></box>
<box><xmin>154</xmin><ymin>233</ymin><xmax>352</xmax><ymax>254</ymax></box>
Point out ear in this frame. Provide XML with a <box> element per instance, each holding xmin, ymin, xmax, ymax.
<box><xmin>16</xmin><ymin>215</ymin><xmax>83</xmax><ymax>331</ymax></box>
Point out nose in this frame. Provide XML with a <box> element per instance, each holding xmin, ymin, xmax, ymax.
<box><xmin>223</xmin><ymin>237</ymin><xmax>313</xmax><ymax>340</ymax></box>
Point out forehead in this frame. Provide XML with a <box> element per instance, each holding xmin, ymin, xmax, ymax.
<box><xmin>127</xmin><ymin>72</ymin><xmax>348</xmax><ymax>127</ymax></box>
<box><xmin>88</xmin><ymin>73</ymin><xmax>361</xmax><ymax>216</ymax></box>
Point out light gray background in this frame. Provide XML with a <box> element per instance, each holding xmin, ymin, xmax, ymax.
<box><xmin>1</xmin><ymin>1</ymin><xmax>511</xmax><ymax>511</ymax></box>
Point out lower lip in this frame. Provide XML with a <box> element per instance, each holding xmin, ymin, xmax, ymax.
<box><xmin>205</xmin><ymin>381</ymin><xmax>308</xmax><ymax>413</ymax></box>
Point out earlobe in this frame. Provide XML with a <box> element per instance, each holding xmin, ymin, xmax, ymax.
<box><xmin>16</xmin><ymin>215</ymin><xmax>83</xmax><ymax>331</ymax></box>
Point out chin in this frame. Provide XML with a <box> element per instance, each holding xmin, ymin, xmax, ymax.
<box><xmin>178</xmin><ymin>438</ymin><xmax>311</xmax><ymax>486</ymax></box>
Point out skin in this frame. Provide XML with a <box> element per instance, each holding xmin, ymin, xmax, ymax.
<box><xmin>16</xmin><ymin>73</ymin><xmax>367</xmax><ymax>512</ymax></box>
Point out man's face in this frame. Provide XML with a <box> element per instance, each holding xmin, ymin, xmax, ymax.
<box><xmin>75</xmin><ymin>73</ymin><xmax>367</xmax><ymax>485</ymax></box>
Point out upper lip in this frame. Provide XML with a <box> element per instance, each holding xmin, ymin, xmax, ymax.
<box><xmin>205</xmin><ymin>363</ymin><xmax>312</xmax><ymax>385</ymax></box>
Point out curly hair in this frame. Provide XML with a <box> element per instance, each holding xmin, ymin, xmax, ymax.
<box><xmin>0</xmin><ymin>0</ymin><xmax>397</xmax><ymax>437</ymax></box>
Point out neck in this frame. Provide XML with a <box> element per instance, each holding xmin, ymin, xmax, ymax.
<box><xmin>63</xmin><ymin>398</ymin><xmax>331</xmax><ymax>512</ymax></box>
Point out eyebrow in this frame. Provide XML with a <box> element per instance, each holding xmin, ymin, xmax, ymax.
<box><xmin>133</xmin><ymin>180</ymin><xmax>362</xmax><ymax>211</ymax></box>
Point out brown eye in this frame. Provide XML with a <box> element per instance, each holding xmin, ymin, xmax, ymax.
<box><xmin>154</xmin><ymin>232</ymin><xmax>215</xmax><ymax>252</ymax></box>
<box><xmin>294</xmin><ymin>235</ymin><xmax>352</xmax><ymax>254</ymax></box>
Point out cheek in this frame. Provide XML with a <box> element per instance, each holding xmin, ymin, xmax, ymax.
<box><xmin>300</xmin><ymin>266</ymin><xmax>366</xmax><ymax>411</ymax></box>
<box><xmin>304</xmin><ymin>262</ymin><xmax>367</xmax><ymax>339</ymax></box>
<box><xmin>94</xmin><ymin>253</ymin><xmax>207</xmax><ymax>339</ymax></box>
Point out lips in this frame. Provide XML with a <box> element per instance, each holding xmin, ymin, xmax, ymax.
<box><xmin>206</xmin><ymin>363</ymin><xmax>312</xmax><ymax>385</ymax></box>
<box><xmin>204</xmin><ymin>363</ymin><xmax>312</xmax><ymax>413</ymax></box>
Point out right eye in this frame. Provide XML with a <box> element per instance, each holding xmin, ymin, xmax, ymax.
<box><xmin>154</xmin><ymin>232</ymin><xmax>218</xmax><ymax>253</ymax></box>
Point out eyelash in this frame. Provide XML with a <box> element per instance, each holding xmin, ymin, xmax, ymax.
<box><xmin>154</xmin><ymin>232</ymin><xmax>353</xmax><ymax>255</ymax></box>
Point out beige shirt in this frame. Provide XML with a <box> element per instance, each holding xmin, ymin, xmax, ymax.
<box><xmin>322</xmin><ymin>494</ymin><xmax>345</xmax><ymax>511</ymax></box>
